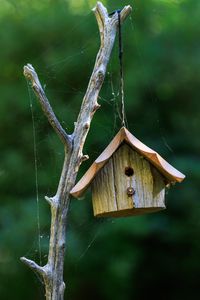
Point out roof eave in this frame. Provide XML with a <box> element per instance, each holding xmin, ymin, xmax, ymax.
<box><xmin>70</xmin><ymin>127</ymin><xmax>185</xmax><ymax>198</ymax></box>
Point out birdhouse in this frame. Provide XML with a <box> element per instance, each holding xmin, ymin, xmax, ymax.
<box><xmin>70</xmin><ymin>127</ymin><xmax>185</xmax><ymax>217</ymax></box>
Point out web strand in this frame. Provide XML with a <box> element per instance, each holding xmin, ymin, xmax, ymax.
<box><xmin>27</xmin><ymin>82</ymin><xmax>42</xmax><ymax>266</ymax></box>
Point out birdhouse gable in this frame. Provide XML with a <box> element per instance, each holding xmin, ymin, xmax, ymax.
<box><xmin>70</xmin><ymin>127</ymin><xmax>185</xmax><ymax>199</ymax></box>
<box><xmin>91</xmin><ymin>142</ymin><xmax>166</xmax><ymax>217</ymax></box>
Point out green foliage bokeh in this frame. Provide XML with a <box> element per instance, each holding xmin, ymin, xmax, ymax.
<box><xmin>0</xmin><ymin>0</ymin><xmax>199</xmax><ymax>299</ymax></box>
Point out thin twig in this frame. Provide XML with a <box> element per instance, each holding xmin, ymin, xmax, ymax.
<box><xmin>20</xmin><ymin>257</ymin><xmax>46</xmax><ymax>277</ymax></box>
<box><xmin>72</xmin><ymin>2</ymin><xmax>132</xmax><ymax>167</ymax></box>
<box><xmin>24</xmin><ymin>64</ymin><xmax>72</xmax><ymax>151</ymax></box>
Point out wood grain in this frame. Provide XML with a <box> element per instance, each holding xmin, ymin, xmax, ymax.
<box><xmin>92</xmin><ymin>158</ymin><xmax>117</xmax><ymax>216</ymax></box>
<box><xmin>92</xmin><ymin>143</ymin><xmax>166</xmax><ymax>217</ymax></box>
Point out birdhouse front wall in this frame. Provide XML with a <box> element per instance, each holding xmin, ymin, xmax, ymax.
<box><xmin>91</xmin><ymin>143</ymin><xmax>166</xmax><ymax>217</ymax></box>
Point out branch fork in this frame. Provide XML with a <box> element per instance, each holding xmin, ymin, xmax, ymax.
<box><xmin>21</xmin><ymin>2</ymin><xmax>132</xmax><ymax>299</ymax></box>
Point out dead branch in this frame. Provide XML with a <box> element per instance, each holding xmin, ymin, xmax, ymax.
<box><xmin>21</xmin><ymin>2</ymin><xmax>132</xmax><ymax>299</ymax></box>
<box><xmin>24</xmin><ymin>64</ymin><xmax>72</xmax><ymax>151</ymax></box>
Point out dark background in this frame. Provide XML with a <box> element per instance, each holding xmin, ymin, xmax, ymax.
<box><xmin>0</xmin><ymin>0</ymin><xmax>199</xmax><ymax>299</ymax></box>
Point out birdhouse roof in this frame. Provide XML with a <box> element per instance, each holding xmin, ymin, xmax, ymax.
<box><xmin>70</xmin><ymin>127</ymin><xmax>185</xmax><ymax>198</ymax></box>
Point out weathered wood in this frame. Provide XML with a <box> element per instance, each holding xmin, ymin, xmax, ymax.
<box><xmin>92</xmin><ymin>143</ymin><xmax>166</xmax><ymax>217</ymax></box>
<box><xmin>71</xmin><ymin>127</ymin><xmax>185</xmax><ymax>199</ymax></box>
<box><xmin>92</xmin><ymin>158</ymin><xmax>117</xmax><ymax>216</ymax></box>
<box><xmin>21</xmin><ymin>2</ymin><xmax>132</xmax><ymax>299</ymax></box>
<box><xmin>112</xmin><ymin>145</ymin><xmax>135</xmax><ymax>210</ymax></box>
<box><xmin>151</xmin><ymin>166</ymin><xmax>166</xmax><ymax>208</ymax></box>
<box><xmin>127</xmin><ymin>144</ymin><xmax>154</xmax><ymax>209</ymax></box>
<box><xmin>23</xmin><ymin>64</ymin><xmax>72</xmax><ymax>151</ymax></box>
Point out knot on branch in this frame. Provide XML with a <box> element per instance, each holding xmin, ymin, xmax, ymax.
<box><xmin>92</xmin><ymin>103</ymin><xmax>101</xmax><ymax>113</ymax></box>
<box><xmin>95</xmin><ymin>70</ymin><xmax>105</xmax><ymax>89</ymax></box>
<box><xmin>84</xmin><ymin>122</ymin><xmax>90</xmax><ymax>130</ymax></box>
<box><xmin>24</xmin><ymin>64</ymin><xmax>41</xmax><ymax>88</ymax></box>
<box><xmin>81</xmin><ymin>154</ymin><xmax>89</xmax><ymax>162</ymax></box>
<box><xmin>45</xmin><ymin>196</ymin><xmax>59</xmax><ymax>207</ymax></box>
<box><xmin>20</xmin><ymin>257</ymin><xmax>46</xmax><ymax>278</ymax></box>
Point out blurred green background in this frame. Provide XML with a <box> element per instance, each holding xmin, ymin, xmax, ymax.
<box><xmin>0</xmin><ymin>0</ymin><xmax>199</xmax><ymax>299</ymax></box>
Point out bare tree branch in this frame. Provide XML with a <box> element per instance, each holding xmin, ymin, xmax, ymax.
<box><xmin>20</xmin><ymin>257</ymin><xmax>46</xmax><ymax>277</ymax></box>
<box><xmin>24</xmin><ymin>64</ymin><xmax>72</xmax><ymax>151</ymax></box>
<box><xmin>72</xmin><ymin>1</ymin><xmax>132</xmax><ymax>166</ymax></box>
<box><xmin>120</xmin><ymin>5</ymin><xmax>133</xmax><ymax>23</ymax></box>
<box><xmin>21</xmin><ymin>2</ymin><xmax>132</xmax><ymax>300</ymax></box>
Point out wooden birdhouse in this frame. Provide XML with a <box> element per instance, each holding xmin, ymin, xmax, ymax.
<box><xmin>70</xmin><ymin>127</ymin><xmax>185</xmax><ymax>217</ymax></box>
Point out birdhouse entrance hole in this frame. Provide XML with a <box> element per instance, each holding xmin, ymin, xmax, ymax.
<box><xmin>71</xmin><ymin>127</ymin><xmax>185</xmax><ymax>218</ymax></box>
<box><xmin>125</xmin><ymin>166</ymin><xmax>134</xmax><ymax>177</ymax></box>
<box><xmin>91</xmin><ymin>143</ymin><xmax>166</xmax><ymax>217</ymax></box>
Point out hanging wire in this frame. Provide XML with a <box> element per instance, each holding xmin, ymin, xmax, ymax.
<box><xmin>109</xmin><ymin>9</ymin><xmax>127</xmax><ymax>128</ymax></box>
<box><xmin>117</xmin><ymin>10</ymin><xmax>126</xmax><ymax>127</ymax></box>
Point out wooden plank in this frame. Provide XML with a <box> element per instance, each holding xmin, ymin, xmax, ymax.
<box><xmin>70</xmin><ymin>127</ymin><xmax>185</xmax><ymax>199</ymax></box>
<box><xmin>92</xmin><ymin>143</ymin><xmax>165</xmax><ymax>218</ymax></box>
<box><xmin>151</xmin><ymin>166</ymin><xmax>166</xmax><ymax>208</ymax></box>
<box><xmin>133</xmin><ymin>150</ymin><xmax>154</xmax><ymax>208</ymax></box>
<box><xmin>112</xmin><ymin>143</ymin><xmax>155</xmax><ymax>210</ymax></box>
<box><xmin>92</xmin><ymin>158</ymin><xmax>117</xmax><ymax>216</ymax></box>
<box><xmin>112</xmin><ymin>144</ymin><xmax>135</xmax><ymax>210</ymax></box>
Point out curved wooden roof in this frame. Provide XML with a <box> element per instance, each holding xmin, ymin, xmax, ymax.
<box><xmin>70</xmin><ymin>127</ymin><xmax>185</xmax><ymax>198</ymax></box>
